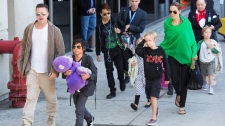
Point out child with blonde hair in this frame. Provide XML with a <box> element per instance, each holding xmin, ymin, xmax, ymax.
<box><xmin>136</xmin><ymin>31</ymin><xmax>170</xmax><ymax>125</ymax></box>
<box><xmin>198</xmin><ymin>26</ymin><xmax>222</xmax><ymax>94</ymax></box>
<box><xmin>129</xmin><ymin>37</ymin><xmax>151</xmax><ymax>111</ymax></box>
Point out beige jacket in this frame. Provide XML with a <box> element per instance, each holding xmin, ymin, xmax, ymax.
<box><xmin>17</xmin><ymin>20</ymin><xmax>65</xmax><ymax>76</ymax></box>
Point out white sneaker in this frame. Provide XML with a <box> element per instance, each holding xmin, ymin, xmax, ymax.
<box><xmin>21</xmin><ymin>118</ymin><xmax>32</xmax><ymax>126</ymax></box>
<box><xmin>47</xmin><ymin>116</ymin><xmax>55</xmax><ymax>126</ymax></box>
<box><xmin>202</xmin><ymin>82</ymin><xmax>208</xmax><ymax>90</ymax></box>
<box><xmin>209</xmin><ymin>87</ymin><xmax>214</xmax><ymax>95</ymax></box>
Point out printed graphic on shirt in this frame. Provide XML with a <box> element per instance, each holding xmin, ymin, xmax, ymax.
<box><xmin>146</xmin><ymin>55</ymin><xmax>163</xmax><ymax>63</ymax></box>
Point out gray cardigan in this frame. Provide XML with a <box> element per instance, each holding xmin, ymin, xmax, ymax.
<box><xmin>17</xmin><ymin>20</ymin><xmax>65</xmax><ymax>76</ymax></box>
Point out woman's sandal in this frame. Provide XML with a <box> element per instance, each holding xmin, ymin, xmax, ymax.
<box><xmin>130</xmin><ymin>103</ymin><xmax>138</xmax><ymax>111</ymax></box>
<box><xmin>175</xmin><ymin>95</ymin><xmax>180</xmax><ymax>107</ymax></box>
<box><xmin>178</xmin><ymin>109</ymin><xmax>186</xmax><ymax>115</ymax></box>
<box><xmin>144</xmin><ymin>101</ymin><xmax>151</xmax><ymax>108</ymax></box>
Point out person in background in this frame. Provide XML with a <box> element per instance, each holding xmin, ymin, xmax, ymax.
<box><xmin>188</xmin><ymin>0</ymin><xmax>222</xmax><ymax>42</ymax></box>
<box><xmin>18</xmin><ymin>3</ymin><xmax>65</xmax><ymax>126</ymax></box>
<box><xmin>136</xmin><ymin>31</ymin><xmax>170</xmax><ymax>125</ymax></box>
<box><xmin>76</xmin><ymin>0</ymin><xmax>96</xmax><ymax>52</ymax></box>
<box><xmin>117</xmin><ymin>0</ymin><xmax>147</xmax><ymax>84</ymax></box>
<box><xmin>160</xmin><ymin>2</ymin><xmax>197</xmax><ymax>115</ymax></box>
<box><xmin>63</xmin><ymin>39</ymin><xmax>97</xmax><ymax>126</ymax></box>
<box><xmin>190</xmin><ymin>0</ymin><xmax>214</xmax><ymax>11</ymax></box>
<box><xmin>96</xmin><ymin>3</ymin><xmax>125</xmax><ymax>99</ymax></box>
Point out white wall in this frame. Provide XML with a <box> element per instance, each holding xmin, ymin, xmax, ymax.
<box><xmin>0</xmin><ymin>0</ymin><xmax>10</xmax><ymax>101</ymax></box>
<box><xmin>0</xmin><ymin>0</ymin><xmax>43</xmax><ymax>101</ymax></box>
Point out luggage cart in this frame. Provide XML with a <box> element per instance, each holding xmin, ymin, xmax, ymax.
<box><xmin>218</xmin><ymin>18</ymin><xmax>225</xmax><ymax>39</ymax></box>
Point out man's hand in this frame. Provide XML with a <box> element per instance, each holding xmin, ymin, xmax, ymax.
<box><xmin>125</xmin><ymin>25</ymin><xmax>130</xmax><ymax>32</ymax></box>
<box><xmin>114</xmin><ymin>28</ymin><xmax>121</xmax><ymax>34</ymax></box>
<box><xmin>88</xmin><ymin>8</ymin><xmax>95</xmax><ymax>14</ymax></box>
<box><xmin>49</xmin><ymin>73</ymin><xmax>57</xmax><ymax>80</ymax></box>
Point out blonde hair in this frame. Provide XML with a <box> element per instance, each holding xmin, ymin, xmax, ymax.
<box><xmin>201</xmin><ymin>26</ymin><xmax>212</xmax><ymax>35</ymax></box>
<box><xmin>143</xmin><ymin>31</ymin><xmax>157</xmax><ymax>42</ymax></box>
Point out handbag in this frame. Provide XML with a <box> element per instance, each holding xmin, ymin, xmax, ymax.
<box><xmin>188</xmin><ymin>61</ymin><xmax>203</xmax><ymax>90</ymax></box>
<box><xmin>121</xmin><ymin>32</ymin><xmax>136</xmax><ymax>54</ymax></box>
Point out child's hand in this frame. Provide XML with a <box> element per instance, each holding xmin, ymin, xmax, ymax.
<box><xmin>131</xmin><ymin>61</ymin><xmax>136</xmax><ymax>67</ymax></box>
<box><xmin>63</xmin><ymin>70</ymin><xmax>72</xmax><ymax>76</ymax></box>
<box><xmin>208</xmin><ymin>43</ymin><xmax>213</xmax><ymax>50</ymax></box>
<box><xmin>165</xmin><ymin>81</ymin><xmax>170</xmax><ymax>85</ymax></box>
<box><xmin>81</xmin><ymin>73</ymin><xmax>90</xmax><ymax>80</ymax></box>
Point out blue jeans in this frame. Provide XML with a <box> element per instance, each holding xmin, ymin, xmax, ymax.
<box><xmin>80</xmin><ymin>14</ymin><xmax>96</xmax><ymax>48</ymax></box>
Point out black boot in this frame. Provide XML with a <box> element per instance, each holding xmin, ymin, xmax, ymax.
<box><xmin>120</xmin><ymin>81</ymin><xmax>126</xmax><ymax>91</ymax></box>
<box><xmin>167</xmin><ymin>82</ymin><xmax>173</xmax><ymax>95</ymax></box>
<box><xmin>106</xmin><ymin>92</ymin><xmax>116</xmax><ymax>99</ymax></box>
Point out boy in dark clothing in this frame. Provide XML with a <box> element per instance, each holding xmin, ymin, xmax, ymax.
<box><xmin>135</xmin><ymin>31</ymin><xmax>170</xmax><ymax>126</ymax></box>
<box><xmin>95</xmin><ymin>3</ymin><xmax>125</xmax><ymax>99</ymax></box>
<box><xmin>63</xmin><ymin>39</ymin><xmax>97</xmax><ymax>126</ymax></box>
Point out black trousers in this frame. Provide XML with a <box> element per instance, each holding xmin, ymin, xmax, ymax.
<box><xmin>168</xmin><ymin>56</ymin><xmax>189</xmax><ymax>107</ymax></box>
<box><xmin>122</xmin><ymin>48</ymin><xmax>133</xmax><ymax>72</ymax></box>
<box><xmin>104</xmin><ymin>48</ymin><xmax>124</xmax><ymax>92</ymax></box>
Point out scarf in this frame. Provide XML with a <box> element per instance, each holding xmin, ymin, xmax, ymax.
<box><xmin>160</xmin><ymin>16</ymin><xmax>197</xmax><ymax>67</ymax></box>
<box><xmin>196</xmin><ymin>9</ymin><xmax>206</xmax><ymax>28</ymax></box>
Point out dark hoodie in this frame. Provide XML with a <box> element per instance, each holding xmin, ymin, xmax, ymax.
<box><xmin>135</xmin><ymin>41</ymin><xmax>170</xmax><ymax>81</ymax></box>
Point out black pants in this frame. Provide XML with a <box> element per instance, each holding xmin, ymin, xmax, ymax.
<box><xmin>122</xmin><ymin>49</ymin><xmax>133</xmax><ymax>72</ymax></box>
<box><xmin>168</xmin><ymin>56</ymin><xmax>189</xmax><ymax>107</ymax></box>
<box><xmin>104</xmin><ymin>48</ymin><xmax>124</xmax><ymax>92</ymax></box>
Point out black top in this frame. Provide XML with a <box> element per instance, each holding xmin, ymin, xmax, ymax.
<box><xmin>76</xmin><ymin>0</ymin><xmax>95</xmax><ymax>16</ymax></box>
<box><xmin>135</xmin><ymin>41</ymin><xmax>170</xmax><ymax>80</ymax></box>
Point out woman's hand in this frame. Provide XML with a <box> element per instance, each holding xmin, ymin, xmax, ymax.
<box><xmin>63</xmin><ymin>70</ymin><xmax>72</xmax><ymax>76</ymax></box>
<box><xmin>165</xmin><ymin>81</ymin><xmax>170</xmax><ymax>85</ymax></box>
<box><xmin>81</xmin><ymin>73</ymin><xmax>90</xmax><ymax>80</ymax></box>
<box><xmin>97</xmin><ymin>55</ymin><xmax>101</xmax><ymax>62</ymax></box>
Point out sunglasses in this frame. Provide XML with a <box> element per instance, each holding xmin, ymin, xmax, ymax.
<box><xmin>72</xmin><ymin>45</ymin><xmax>82</xmax><ymax>49</ymax></box>
<box><xmin>102</xmin><ymin>12</ymin><xmax>111</xmax><ymax>17</ymax></box>
<box><xmin>36</xmin><ymin>13</ymin><xmax>47</xmax><ymax>16</ymax></box>
<box><xmin>169</xmin><ymin>10</ymin><xmax>177</xmax><ymax>14</ymax></box>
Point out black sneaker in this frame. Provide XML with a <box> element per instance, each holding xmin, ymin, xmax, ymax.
<box><xmin>124</xmin><ymin>77</ymin><xmax>130</xmax><ymax>84</ymax></box>
<box><xmin>120</xmin><ymin>82</ymin><xmax>126</xmax><ymax>91</ymax></box>
<box><xmin>86</xmin><ymin>48</ymin><xmax>93</xmax><ymax>52</ymax></box>
<box><xmin>87</xmin><ymin>117</ymin><xmax>94</xmax><ymax>126</ymax></box>
<box><xmin>106</xmin><ymin>92</ymin><xmax>116</xmax><ymax>99</ymax></box>
<box><xmin>167</xmin><ymin>91</ymin><xmax>173</xmax><ymax>96</ymax></box>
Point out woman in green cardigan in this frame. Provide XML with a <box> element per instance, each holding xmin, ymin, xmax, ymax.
<box><xmin>160</xmin><ymin>2</ymin><xmax>197</xmax><ymax>115</ymax></box>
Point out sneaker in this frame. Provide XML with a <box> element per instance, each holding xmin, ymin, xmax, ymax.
<box><xmin>124</xmin><ymin>77</ymin><xmax>130</xmax><ymax>84</ymax></box>
<box><xmin>146</xmin><ymin>119</ymin><xmax>157</xmax><ymax>126</ymax></box>
<box><xmin>156</xmin><ymin>108</ymin><xmax>159</xmax><ymax>116</ymax></box>
<box><xmin>202</xmin><ymin>82</ymin><xmax>208</xmax><ymax>90</ymax></box>
<box><xmin>120</xmin><ymin>82</ymin><xmax>126</xmax><ymax>91</ymax></box>
<box><xmin>85</xmin><ymin>48</ymin><xmax>93</xmax><ymax>52</ymax></box>
<box><xmin>47</xmin><ymin>116</ymin><xmax>55</xmax><ymax>126</ymax></box>
<box><xmin>167</xmin><ymin>91</ymin><xmax>173</xmax><ymax>96</ymax></box>
<box><xmin>209</xmin><ymin>87</ymin><xmax>214</xmax><ymax>95</ymax></box>
<box><xmin>106</xmin><ymin>92</ymin><xmax>116</xmax><ymax>99</ymax></box>
<box><xmin>21</xmin><ymin>118</ymin><xmax>32</xmax><ymax>126</ymax></box>
<box><xmin>87</xmin><ymin>117</ymin><xmax>94</xmax><ymax>126</ymax></box>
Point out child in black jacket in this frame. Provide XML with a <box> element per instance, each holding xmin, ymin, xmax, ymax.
<box><xmin>135</xmin><ymin>31</ymin><xmax>170</xmax><ymax>126</ymax></box>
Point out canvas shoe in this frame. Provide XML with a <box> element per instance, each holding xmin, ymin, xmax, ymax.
<box><xmin>87</xmin><ymin>117</ymin><xmax>94</xmax><ymax>126</ymax></box>
<box><xmin>202</xmin><ymin>82</ymin><xmax>208</xmax><ymax>90</ymax></box>
<box><xmin>21</xmin><ymin>118</ymin><xmax>32</xmax><ymax>126</ymax></box>
<box><xmin>47</xmin><ymin>116</ymin><xmax>55</xmax><ymax>126</ymax></box>
<box><xmin>209</xmin><ymin>87</ymin><xmax>214</xmax><ymax>95</ymax></box>
<box><xmin>146</xmin><ymin>119</ymin><xmax>157</xmax><ymax>126</ymax></box>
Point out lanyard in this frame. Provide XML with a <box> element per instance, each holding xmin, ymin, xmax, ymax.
<box><xmin>129</xmin><ymin>10</ymin><xmax>136</xmax><ymax>24</ymax></box>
